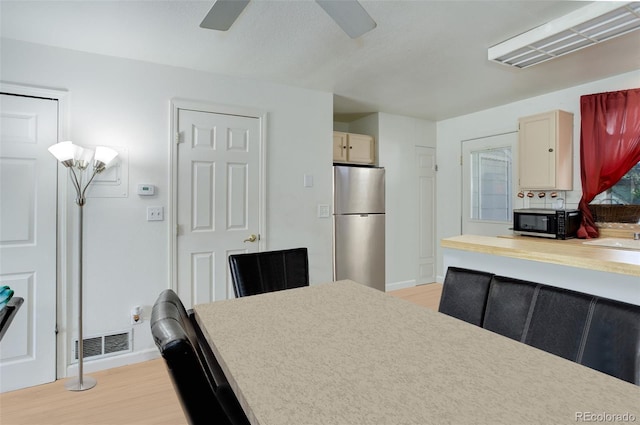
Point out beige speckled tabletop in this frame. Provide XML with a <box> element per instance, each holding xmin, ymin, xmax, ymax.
<box><xmin>194</xmin><ymin>280</ymin><xmax>640</xmax><ymax>425</ymax></box>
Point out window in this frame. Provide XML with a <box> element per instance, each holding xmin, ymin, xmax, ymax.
<box><xmin>470</xmin><ymin>147</ymin><xmax>512</xmax><ymax>221</ymax></box>
<box><xmin>591</xmin><ymin>160</ymin><xmax>640</xmax><ymax>223</ymax></box>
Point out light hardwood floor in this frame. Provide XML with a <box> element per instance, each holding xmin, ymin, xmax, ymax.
<box><xmin>0</xmin><ymin>283</ymin><xmax>442</xmax><ymax>425</ymax></box>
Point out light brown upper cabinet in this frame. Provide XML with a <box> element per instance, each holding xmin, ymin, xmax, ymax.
<box><xmin>518</xmin><ymin>110</ymin><xmax>573</xmax><ymax>190</ymax></box>
<box><xmin>333</xmin><ymin>131</ymin><xmax>375</xmax><ymax>165</ymax></box>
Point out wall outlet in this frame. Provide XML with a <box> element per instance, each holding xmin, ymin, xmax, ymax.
<box><xmin>317</xmin><ymin>204</ymin><xmax>330</xmax><ymax>218</ymax></box>
<box><xmin>131</xmin><ymin>306</ymin><xmax>143</xmax><ymax>325</ymax></box>
<box><xmin>147</xmin><ymin>206</ymin><xmax>164</xmax><ymax>221</ymax></box>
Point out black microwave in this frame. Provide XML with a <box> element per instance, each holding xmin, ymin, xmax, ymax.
<box><xmin>513</xmin><ymin>209</ymin><xmax>581</xmax><ymax>239</ymax></box>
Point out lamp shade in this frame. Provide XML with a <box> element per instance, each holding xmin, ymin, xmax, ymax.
<box><xmin>94</xmin><ymin>146</ymin><xmax>118</xmax><ymax>168</ymax></box>
<box><xmin>48</xmin><ymin>141</ymin><xmax>79</xmax><ymax>163</ymax></box>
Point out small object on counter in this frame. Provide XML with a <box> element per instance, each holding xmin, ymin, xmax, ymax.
<box><xmin>634</xmin><ymin>232</ymin><xmax>640</xmax><ymax>241</ymax></box>
<box><xmin>538</xmin><ymin>192</ymin><xmax>545</xmax><ymax>198</ymax></box>
<box><xmin>527</xmin><ymin>191</ymin><xmax>534</xmax><ymax>198</ymax></box>
<box><xmin>0</xmin><ymin>286</ymin><xmax>14</xmax><ymax>310</ymax></box>
<box><xmin>0</xmin><ymin>286</ymin><xmax>12</xmax><ymax>300</ymax></box>
<box><xmin>517</xmin><ymin>191</ymin><xmax>525</xmax><ymax>198</ymax></box>
<box><xmin>552</xmin><ymin>198</ymin><xmax>565</xmax><ymax>209</ymax></box>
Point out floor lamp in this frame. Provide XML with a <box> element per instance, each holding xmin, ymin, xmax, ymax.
<box><xmin>48</xmin><ymin>141</ymin><xmax>118</xmax><ymax>392</ymax></box>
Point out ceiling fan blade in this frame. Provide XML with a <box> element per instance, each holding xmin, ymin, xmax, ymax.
<box><xmin>200</xmin><ymin>0</ymin><xmax>250</xmax><ymax>31</ymax></box>
<box><xmin>316</xmin><ymin>0</ymin><xmax>376</xmax><ymax>39</ymax></box>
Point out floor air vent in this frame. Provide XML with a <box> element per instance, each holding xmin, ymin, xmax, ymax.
<box><xmin>73</xmin><ymin>330</ymin><xmax>132</xmax><ymax>361</ymax></box>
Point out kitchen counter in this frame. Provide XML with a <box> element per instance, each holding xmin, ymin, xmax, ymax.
<box><xmin>441</xmin><ymin>234</ymin><xmax>640</xmax><ymax>305</ymax></box>
<box><xmin>441</xmin><ymin>234</ymin><xmax>640</xmax><ymax>277</ymax></box>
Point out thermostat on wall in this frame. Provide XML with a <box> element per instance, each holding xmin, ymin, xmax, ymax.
<box><xmin>137</xmin><ymin>184</ymin><xmax>155</xmax><ymax>196</ymax></box>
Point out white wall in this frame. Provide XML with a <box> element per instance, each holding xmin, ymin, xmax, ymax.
<box><xmin>333</xmin><ymin>121</ymin><xmax>350</xmax><ymax>132</ymax></box>
<box><xmin>378</xmin><ymin>113</ymin><xmax>436</xmax><ymax>288</ymax></box>
<box><xmin>1</xmin><ymin>38</ymin><xmax>334</xmax><ymax>374</ymax></box>
<box><xmin>436</xmin><ymin>69</ymin><xmax>640</xmax><ymax>282</ymax></box>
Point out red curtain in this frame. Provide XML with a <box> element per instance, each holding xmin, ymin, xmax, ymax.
<box><xmin>577</xmin><ymin>88</ymin><xmax>640</xmax><ymax>238</ymax></box>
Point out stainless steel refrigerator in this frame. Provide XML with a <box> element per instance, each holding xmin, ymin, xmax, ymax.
<box><xmin>333</xmin><ymin>165</ymin><xmax>385</xmax><ymax>291</ymax></box>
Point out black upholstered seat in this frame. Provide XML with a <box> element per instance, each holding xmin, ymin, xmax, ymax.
<box><xmin>150</xmin><ymin>289</ymin><xmax>249</xmax><ymax>425</ymax></box>
<box><xmin>524</xmin><ymin>286</ymin><xmax>594</xmax><ymax>361</ymax></box>
<box><xmin>578</xmin><ymin>298</ymin><xmax>640</xmax><ymax>385</ymax></box>
<box><xmin>438</xmin><ymin>267</ymin><xmax>493</xmax><ymax>326</ymax></box>
<box><xmin>229</xmin><ymin>248</ymin><xmax>309</xmax><ymax>297</ymax></box>
<box><xmin>482</xmin><ymin>276</ymin><xmax>538</xmax><ymax>341</ymax></box>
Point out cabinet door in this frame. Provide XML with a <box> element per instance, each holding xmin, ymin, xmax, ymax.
<box><xmin>333</xmin><ymin>131</ymin><xmax>347</xmax><ymax>162</ymax></box>
<box><xmin>519</xmin><ymin>112</ymin><xmax>556</xmax><ymax>189</ymax></box>
<box><xmin>518</xmin><ymin>110</ymin><xmax>573</xmax><ymax>190</ymax></box>
<box><xmin>347</xmin><ymin>133</ymin><xmax>375</xmax><ymax>164</ymax></box>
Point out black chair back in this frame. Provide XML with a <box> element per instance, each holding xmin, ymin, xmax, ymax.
<box><xmin>229</xmin><ymin>248</ymin><xmax>309</xmax><ymax>297</ymax></box>
<box><xmin>0</xmin><ymin>297</ymin><xmax>24</xmax><ymax>342</ymax></box>
<box><xmin>151</xmin><ymin>289</ymin><xmax>248</xmax><ymax>425</ymax></box>
<box><xmin>579</xmin><ymin>298</ymin><xmax>640</xmax><ymax>385</ymax></box>
<box><xmin>524</xmin><ymin>286</ymin><xmax>593</xmax><ymax>361</ymax></box>
<box><xmin>482</xmin><ymin>276</ymin><xmax>538</xmax><ymax>341</ymax></box>
<box><xmin>438</xmin><ymin>267</ymin><xmax>493</xmax><ymax>326</ymax></box>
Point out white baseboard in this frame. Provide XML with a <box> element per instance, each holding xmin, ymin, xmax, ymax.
<box><xmin>385</xmin><ymin>279</ymin><xmax>416</xmax><ymax>292</ymax></box>
<box><xmin>64</xmin><ymin>348</ymin><xmax>160</xmax><ymax>377</ymax></box>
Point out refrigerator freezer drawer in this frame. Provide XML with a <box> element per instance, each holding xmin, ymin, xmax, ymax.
<box><xmin>334</xmin><ymin>166</ymin><xmax>385</xmax><ymax>214</ymax></box>
<box><xmin>334</xmin><ymin>214</ymin><xmax>385</xmax><ymax>291</ymax></box>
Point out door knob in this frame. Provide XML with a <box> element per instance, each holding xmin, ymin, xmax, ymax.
<box><xmin>244</xmin><ymin>234</ymin><xmax>258</xmax><ymax>243</ymax></box>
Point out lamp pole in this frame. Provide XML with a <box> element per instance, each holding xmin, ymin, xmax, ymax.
<box><xmin>64</xmin><ymin>165</ymin><xmax>101</xmax><ymax>391</ymax></box>
<box><xmin>65</xmin><ymin>193</ymin><xmax>96</xmax><ymax>390</ymax></box>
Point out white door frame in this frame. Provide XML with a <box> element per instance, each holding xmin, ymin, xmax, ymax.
<box><xmin>0</xmin><ymin>82</ymin><xmax>71</xmax><ymax>380</ymax></box>
<box><xmin>168</xmin><ymin>99</ymin><xmax>267</xmax><ymax>291</ymax></box>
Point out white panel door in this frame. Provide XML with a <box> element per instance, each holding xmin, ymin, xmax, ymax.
<box><xmin>416</xmin><ymin>146</ymin><xmax>436</xmax><ymax>284</ymax></box>
<box><xmin>462</xmin><ymin>133</ymin><xmax>516</xmax><ymax>236</ymax></box>
<box><xmin>177</xmin><ymin>109</ymin><xmax>261</xmax><ymax>306</ymax></box>
<box><xmin>0</xmin><ymin>94</ymin><xmax>58</xmax><ymax>392</ymax></box>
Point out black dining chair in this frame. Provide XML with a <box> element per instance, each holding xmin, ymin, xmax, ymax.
<box><xmin>578</xmin><ymin>298</ymin><xmax>640</xmax><ymax>385</ymax></box>
<box><xmin>228</xmin><ymin>248</ymin><xmax>309</xmax><ymax>297</ymax></box>
<box><xmin>0</xmin><ymin>297</ymin><xmax>24</xmax><ymax>342</ymax></box>
<box><xmin>523</xmin><ymin>285</ymin><xmax>594</xmax><ymax>361</ymax></box>
<box><xmin>482</xmin><ymin>275</ymin><xmax>539</xmax><ymax>341</ymax></box>
<box><xmin>150</xmin><ymin>289</ymin><xmax>249</xmax><ymax>425</ymax></box>
<box><xmin>438</xmin><ymin>267</ymin><xmax>493</xmax><ymax>326</ymax></box>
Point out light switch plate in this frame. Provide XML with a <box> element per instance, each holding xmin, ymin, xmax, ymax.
<box><xmin>304</xmin><ymin>174</ymin><xmax>314</xmax><ymax>188</ymax></box>
<box><xmin>147</xmin><ymin>206</ymin><xmax>164</xmax><ymax>221</ymax></box>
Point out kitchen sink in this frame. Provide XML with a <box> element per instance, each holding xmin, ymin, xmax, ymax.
<box><xmin>582</xmin><ymin>238</ymin><xmax>640</xmax><ymax>251</ymax></box>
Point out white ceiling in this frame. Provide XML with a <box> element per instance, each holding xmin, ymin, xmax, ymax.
<box><xmin>1</xmin><ymin>1</ymin><xmax>639</xmax><ymax>121</ymax></box>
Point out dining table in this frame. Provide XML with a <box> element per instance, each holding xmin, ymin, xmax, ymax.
<box><xmin>193</xmin><ymin>280</ymin><xmax>640</xmax><ymax>425</ymax></box>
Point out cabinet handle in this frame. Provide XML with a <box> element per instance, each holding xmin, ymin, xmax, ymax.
<box><xmin>548</xmin><ymin>148</ymin><xmax>554</xmax><ymax>152</ymax></box>
<box><xmin>350</xmin><ymin>146</ymin><xmax>353</xmax><ymax>149</ymax></box>
<box><xmin>343</xmin><ymin>145</ymin><xmax>347</xmax><ymax>149</ymax></box>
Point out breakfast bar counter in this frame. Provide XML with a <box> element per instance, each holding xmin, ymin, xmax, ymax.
<box><xmin>194</xmin><ymin>280</ymin><xmax>640</xmax><ymax>425</ymax></box>
<box><xmin>441</xmin><ymin>234</ymin><xmax>640</xmax><ymax>305</ymax></box>
<box><xmin>441</xmin><ymin>234</ymin><xmax>640</xmax><ymax>277</ymax></box>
